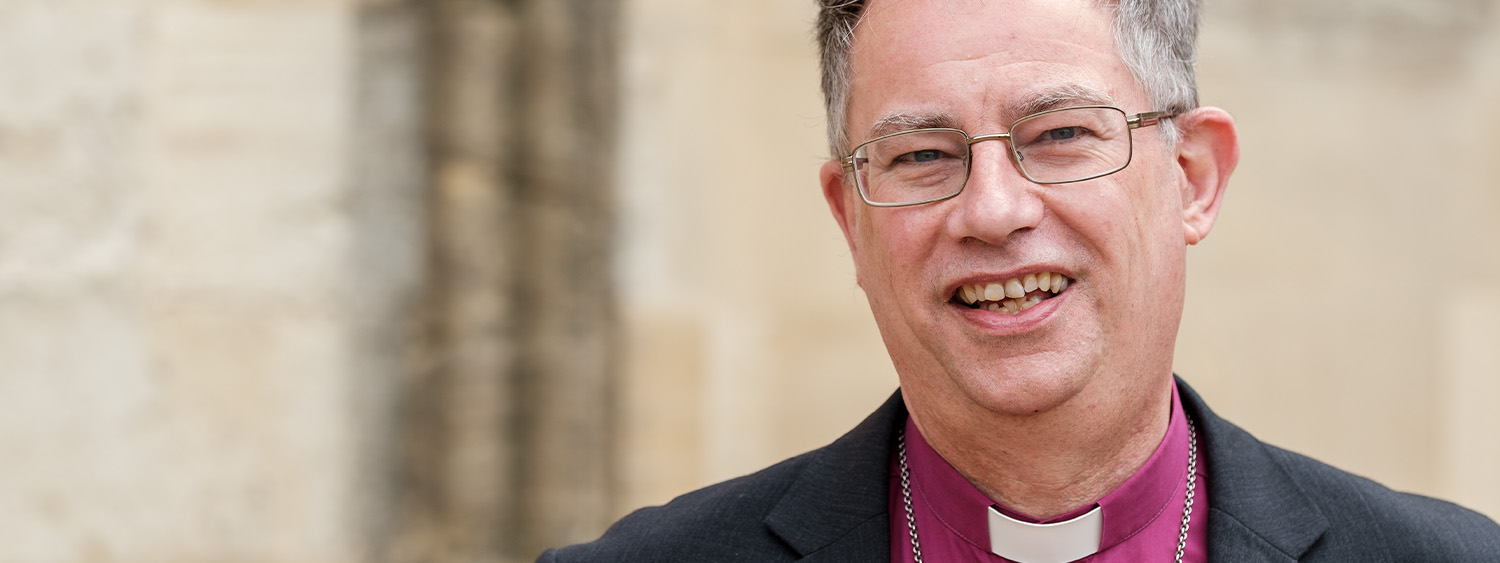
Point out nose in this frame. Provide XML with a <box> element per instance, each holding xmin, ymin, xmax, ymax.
<box><xmin>947</xmin><ymin>139</ymin><xmax>1045</xmax><ymax>245</ymax></box>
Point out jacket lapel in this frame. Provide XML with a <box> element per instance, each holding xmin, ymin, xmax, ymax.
<box><xmin>764</xmin><ymin>391</ymin><xmax>905</xmax><ymax>563</ymax></box>
<box><xmin>1177</xmin><ymin>378</ymin><xmax>1329</xmax><ymax>563</ymax></box>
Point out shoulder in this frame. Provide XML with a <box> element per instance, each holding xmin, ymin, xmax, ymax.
<box><xmin>539</xmin><ymin>390</ymin><xmax>906</xmax><ymax>563</ymax></box>
<box><xmin>1265</xmin><ymin>446</ymin><xmax>1500</xmax><ymax>560</ymax></box>
<box><xmin>1176</xmin><ymin>377</ymin><xmax>1500</xmax><ymax>561</ymax></box>
<box><xmin>538</xmin><ymin>453</ymin><xmax>815</xmax><ymax>563</ymax></box>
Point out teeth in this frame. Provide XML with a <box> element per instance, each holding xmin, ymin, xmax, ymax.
<box><xmin>1004</xmin><ymin>279</ymin><xmax>1025</xmax><ymax>299</ymax></box>
<box><xmin>984</xmin><ymin>283</ymin><xmax>1004</xmax><ymax>301</ymax></box>
<box><xmin>956</xmin><ymin>271</ymin><xmax>1072</xmax><ymax>315</ymax></box>
<box><xmin>1020</xmin><ymin>294</ymin><xmax>1043</xmax><ymax>311</ymax></box>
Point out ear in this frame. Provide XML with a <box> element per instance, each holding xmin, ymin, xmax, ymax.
<box><xmin>1173</xmin><ymin>107</ymin><xmax>1240</xmax><ymax>245</ymax></box>
<box><xmin>821</xmin><ymin>158</ymin><xmax>860</xmax><ymax>259</ymax></box>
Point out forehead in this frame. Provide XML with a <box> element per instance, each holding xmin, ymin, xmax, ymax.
<box><xmin>848</xmin><ymin>0</ymin><xmax>1143</xmax><ymax>137</ymax></box>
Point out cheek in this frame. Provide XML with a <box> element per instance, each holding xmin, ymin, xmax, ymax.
<box><xmin>1045</xmin><ymin>172</ymin><xmax>1182</xmax><ymax>279</ymax></box>
<box><xmin>852</xmin><ymin>222</ymin><xmax>894</xmax><ymax>292</ymax></box>
<box><xmin>1044</xmin><ymin>183</ymin><xmax>1130</xmax><ymax>255</ymax></box>
<box><xmin>852</xmin><ymin>211</ymin><xmax>939</xmax><ymax>294</ymax></box>
<box><xmin>1108</xmin><ymin>176</ymin><xmax>1192</xmax><ymax>304</ymax></box>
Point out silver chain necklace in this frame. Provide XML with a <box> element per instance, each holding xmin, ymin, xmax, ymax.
<box><xmin>898</xmin><ymin>416</ymin><xmax>1197</xmax><ymax>563</ymax></box>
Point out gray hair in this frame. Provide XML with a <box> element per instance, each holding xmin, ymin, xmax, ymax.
<box><xmin>814</xmin><ymin>0</ymin><xmax>1200</xmax><ymax>158</ymax></box>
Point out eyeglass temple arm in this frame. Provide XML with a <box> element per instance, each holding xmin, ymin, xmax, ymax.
<box><xmin>1127</xmin><ymin>111</ymin><xmax>1174</xmax><ymax>129</ymax></box>
<box><xmin>841</xmin><ymin>156</ymin><xmax>866</xmax><ymax>173</ymax></box>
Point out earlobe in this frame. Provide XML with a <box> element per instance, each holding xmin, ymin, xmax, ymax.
<box><xmin>1174</xmin><ymin>107</ymin><xmax>1240</xmax><ymax>245</ymax></box>
<box><xmin>821</xmin><ymin>159</ymin><xmax>860</xmax><ymax>258</ymax></box>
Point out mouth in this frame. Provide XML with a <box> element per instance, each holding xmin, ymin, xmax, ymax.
<box><xmin>952</xmin><ymin>271</ymin><xmax>1071</xmax><ymax>315</ymax></box>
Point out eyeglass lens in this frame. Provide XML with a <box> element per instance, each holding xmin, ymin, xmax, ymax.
<box><xmin>853</xmin><ymin>107</ymin><xmax>1134</xmax><ymax>205</ymax></box>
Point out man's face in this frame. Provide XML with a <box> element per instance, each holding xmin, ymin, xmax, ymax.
<box><xmin>825</xmin><ymin>0</ymin><xmax>1199</xmax><ymax>417</ymax></box>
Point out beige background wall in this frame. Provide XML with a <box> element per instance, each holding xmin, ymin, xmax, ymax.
<box><xmin>1184</xmin><ymin>0</ymin><xmax>1500</xmax><ymax>518</ymax></box>
<box><xmin>0</xmin><ymin>0</ymin><xmax>1496</xmax><ymax>561</ymax></box>
<box><xmin>0</xmin><ymin>2</ymin><xmax>420</xmax><ymax>561</ymax></box>
<box><xmin>616</xmin><ymin>0</ymin><xmax>1500</xmax><ymax>523</ymax></box>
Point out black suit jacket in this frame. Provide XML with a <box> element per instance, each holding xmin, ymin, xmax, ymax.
<box><xmin>540</xmin><ymin>379</ymin><xmax>1500</xmax><ymax>561</ymax></box>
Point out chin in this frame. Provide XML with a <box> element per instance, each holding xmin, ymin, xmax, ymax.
<box><xmin>969</xmin><ymin>374</ymin><xmax>1090</xmax><ymax>416</ymax></box>
<box><xmin>939</xmin><ymin>351</ymin><xmax>1099</xmax><ymax>417</ymax></box>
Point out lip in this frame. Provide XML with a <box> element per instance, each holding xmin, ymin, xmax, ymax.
<box><xmin>950</xmin><ymin>288</ymin><xmax>1067</xmax><ymax>333</ymax></box>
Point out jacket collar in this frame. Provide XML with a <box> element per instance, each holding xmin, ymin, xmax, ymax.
<box><xmin>762</xmin><ymin>379</ymin><xmax>1334</xmax><ymax>563</ymax></box>
<box><xmin>1177</xmin><ymin>377</ymin><xmax>1330</xmax><ymax>562</ymax></box>
<box><xmin>764</xmin><ymin>391</ymin><xmax>902</xmax><ymax>561</ymax></box>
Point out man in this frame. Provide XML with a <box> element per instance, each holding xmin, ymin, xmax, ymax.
<box><xmin>541</xmin><ymin>0</ymin><xmax>1500</xmax><ymax>561</ymax></box>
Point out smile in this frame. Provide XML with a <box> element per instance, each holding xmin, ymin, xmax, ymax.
<box><xmin>953</xmin><ymin>272</ymin><xmax>1071</xmax><ymax>315</ymax></box>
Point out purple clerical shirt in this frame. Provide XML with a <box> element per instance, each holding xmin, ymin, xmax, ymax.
<box><xmin>889</xmin><ymin>382</ymin><xmax>1209</xmax><ymax>562</ymax></box>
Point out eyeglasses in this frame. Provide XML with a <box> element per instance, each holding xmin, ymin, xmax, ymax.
<box><xmin>840</xmin><ymin>106</ymin><xmax>1173</xmax><ymax>207</ymax></box>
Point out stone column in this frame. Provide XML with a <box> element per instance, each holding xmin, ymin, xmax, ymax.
<box><xmin>508</xmin><ymin>0</ymin><xmax>621</xmax><ymax>556</ymax></box>
<box><xmin>386</xmin><ymin>0</ymin><xmax>620</xmax><ymax>561</ymax></box>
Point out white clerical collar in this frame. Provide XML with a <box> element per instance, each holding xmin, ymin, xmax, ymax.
<box><xmin>988</xmin><ymin>504</ymin><xmax>1102</xmax><ymax>563</ymax></box>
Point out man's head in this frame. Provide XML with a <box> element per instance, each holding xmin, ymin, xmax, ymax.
<box><xmin>816</xmin><ymin>0</ymin><xmax>1203</xmax><ymax>159</ymax></box>
<box><xmin>815</xmin><ymin>0</ymin><xmax>1238</xmax><ymax>425</ymax></box>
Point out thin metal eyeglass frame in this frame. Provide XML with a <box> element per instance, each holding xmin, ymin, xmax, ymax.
<box><xmin>840</xmin><ymin>105</ymin><xmax>1175</xmax><ymax>208</ymax></box>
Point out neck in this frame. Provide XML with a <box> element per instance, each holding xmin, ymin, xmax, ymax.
<box><xmin>906</xmin><ymin>376</ymin><xmax>1174</xmax><ymax>520</ymax></box>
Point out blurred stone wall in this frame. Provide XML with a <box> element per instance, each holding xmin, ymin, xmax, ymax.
<box><xmin>0</xmin><ymin>2</ymin><xmax>421</xmax><ymax>560</ymax></box>
<box><xmin>0</xmin><ymin>0</ymin><xmax>616</xmax><ymax>561</ymax></box>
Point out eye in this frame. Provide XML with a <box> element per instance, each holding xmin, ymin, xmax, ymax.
<box><xmin>901</xmin><ymin>149</ymin><xmax>945</xmax><ymax>163</ymax></box>
<box><xmin>1043</xmin><ymin>127</ymin><xmax>1082</xmax><ymax>141</ymax></box>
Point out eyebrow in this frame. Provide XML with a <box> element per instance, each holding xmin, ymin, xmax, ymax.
<box><xmin>866</xmin><ymin>112</ymin><xmax>961</xmax><ymax>139</ymax></box>
<box><xmin>1013</xmin><ymin>83</ymin><xmax>1119</xmax><ymax>118</ymax></box>
<box><xmin>861</xmin><ymin>83</ymin><xmax>1120</xmax><ymax>141</ymax></box>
